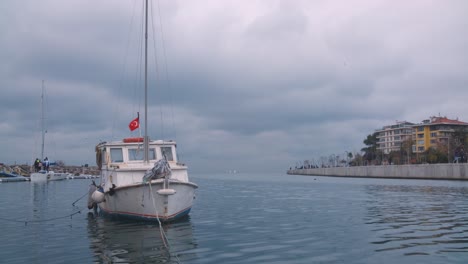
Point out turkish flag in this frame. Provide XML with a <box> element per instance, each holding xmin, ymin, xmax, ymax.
<box><xmin>128</xmin><ymin>117</ymin><xmax>139</xmax><ymax>131</ymax></box>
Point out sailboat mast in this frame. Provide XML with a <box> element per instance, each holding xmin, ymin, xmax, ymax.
<box><xmin>144</xmin><ymin>0</ymin><xmax>149</xmax><ymax>163</ymax></box>
<box><xmin>41</xmin><ymin>80</ymin><xmax>45</xmax><ymax>160</ymax></box>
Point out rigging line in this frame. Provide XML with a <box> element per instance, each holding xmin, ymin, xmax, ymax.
<box><xmin>113</xmin><ymin>0</ymin><xmax>139</xmax><ymax>140</ymax></box>
<box><xmin>155</xmin><ymin>0</ymin><xmax>178</xmax><ymax>142</ymax></box>
<box><xmin>149</xmin><ymin>0</ymin><xmax>165</xmax><ymax>140</ymax></box>
<box><xmin>43</xmin><ymin>84</ymin><xmax>58</xmax><ymax>160</ymax></box>
<box><xmin>32</xmin><ymin>87</ymin><xmax>41</xmax><ymax>168</ymax></box>
<box><xmin>42</xmin><ymin>84</ymin><xmax>48</xmax><ymax>159</ymax></box>
<box><xmin>124</xmin><ymin>0</ymin><xmax>146</xmax><ymax>138</ymax></box>
<box><xmin>133</xmin><ymin>1</ymin><xmax>145</xmax><ymax>124</ymax></box>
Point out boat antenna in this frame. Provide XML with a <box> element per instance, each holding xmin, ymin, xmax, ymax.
<box><xmin>144</xmin><ymin>0</ymin><xmax>149</xmax><ymax>163</ymax></box>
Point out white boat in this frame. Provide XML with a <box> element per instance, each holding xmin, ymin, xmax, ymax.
<box><xmin>49</xmin><ymin>172</ymin><xmax>68</xmax><ymax>181</ymax></box>
<box><xmin>31</xmin><ymin>171</ymin><xmax>68</xmax><ymax>182</ymax></box>
<box><xmin>30</xmin><ymin>171</ymin><xmax>48</xmax><ymax>182</ymax></box>
<box><xmin>88</xmin><ymin>1</ymin><xmax>198</xmax><ymax>222</ymax></box>
<box><xmin>30</xmin><ymin>81</ymin><xmax>66</xmax><ymax>183</ymax></box>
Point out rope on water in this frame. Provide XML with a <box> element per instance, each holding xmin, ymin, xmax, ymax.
<box><xmin>0</xmin><ymin>187</ymin><xmax>93</xmax><ymax>225</ymax></box>
<box><xmin>0</xmin><ymin>210</ymin><xmax>82</xmax><ymax>226</ymax></box>
<box><xmin>72</xmin><ymin>190</ymin><xmax>90</xmax><ymax>206</ymax></box>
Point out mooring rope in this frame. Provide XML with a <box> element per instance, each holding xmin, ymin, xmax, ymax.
<box><xmin>0</xmin><ymin>188</ymin><xmax>91</xmax><ymax>226</ymax></box>
<box><xmin>148</xmin><ymin>182</ymin><xmax>168</xmax><ymax>247</ymax></box>
<box><xmin>148</xmin><ymin>182</ymin><xmax>181</xmax><ymax>264</ymax></box>
<box><xmin>72</xmin><ymin>190</ymin><xmax>90</xmax><ymax>206</ymax></box>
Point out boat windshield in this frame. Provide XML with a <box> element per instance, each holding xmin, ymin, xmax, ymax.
<box><xmin>161</xmin><ymin>146</ymin><xmax>173</xmax><ymax>161</ymax></box>
<box><xmin>129</xmin><ymin>148</ymin><xmax>156</xmax><ymax>161</ymax></box>
<box><xmin>110</xmin><ymin>148</ymin><xmax>123</xmax><ymax>163</ymax></box>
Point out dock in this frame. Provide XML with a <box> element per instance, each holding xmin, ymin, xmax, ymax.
<box><xmin>288</xmin><ymin>163</ymin><xmax>468</xmax><ymax>181</ymax></box>
<box><xmin>0</xmin><ymin>177</ymin><xmax>30</xmax><ymax>182</ymax></box>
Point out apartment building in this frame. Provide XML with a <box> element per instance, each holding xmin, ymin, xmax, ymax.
<box><xmin>375</xmin><ymin>121</ymin><xmax>414</xmax><ymax>154</ymax></box>
<box><xmin>413</xmin><ymin>116</ymin><xmax>468</xmax><ymax>153</ymax></box>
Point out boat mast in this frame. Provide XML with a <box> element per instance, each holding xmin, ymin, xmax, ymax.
<box><xmin>144</xmin><ymin>0</ymin><xmax>149</xmax><ymax>163</ymax></box>
<box><xmin>41</xmin><ymin>80</ymin><xmax>45</xmax><ymax>160</ymax></box>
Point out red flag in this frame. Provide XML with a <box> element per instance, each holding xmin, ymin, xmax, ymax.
<box><xmin>128</xmin><ymin>116</ymin><xmax>139</xmax><ymax>131</ymax></box>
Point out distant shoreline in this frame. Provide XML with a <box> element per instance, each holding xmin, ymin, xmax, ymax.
<box><xmin>287</xmin><ymin>163</ymin><xmax>468</xmax><ymax>181</ymax></box>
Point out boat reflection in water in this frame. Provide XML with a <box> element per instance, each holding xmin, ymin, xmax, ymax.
<box><xmin>31</xmin><ymin>181</ymin><xmax>48</xmax><ymax>220</ymax></box>
<box><xmin>86</xmin><ymin>211</ymin><xmax>197</xmax><ymax>263</ymax></box>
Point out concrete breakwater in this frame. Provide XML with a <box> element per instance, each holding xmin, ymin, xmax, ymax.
<box><xmin>287</xmin><ymin>163</ymin><xmax>468</xmax><ymax>181</ymax></box>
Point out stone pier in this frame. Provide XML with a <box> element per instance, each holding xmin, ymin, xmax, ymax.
<box><xmin>287</xmin><ymin>163</ymin><xmax>468</xmax><ymax>180</ymax></box>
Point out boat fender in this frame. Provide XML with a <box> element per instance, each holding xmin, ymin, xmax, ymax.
<box><xmin>157</xmin><ymin>189</ymin><xmax>176</xmax><ymax>195</ymax></box>
<box><xmin>91</xmin><ymin>187</ymin><xmax>105</xmax><ymax>203</ymax></box>
<box><xmin>87</xmin><ymin>183</ymin><xmax>97</xmax><ymax>209</ymax></box>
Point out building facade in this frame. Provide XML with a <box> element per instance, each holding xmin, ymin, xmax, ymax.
<box><xmin>412</xmin><ymin>116</ymin><xmax>468</xmax><ymax>153</ymax></box>
<box><xmin>376</xmin><ymin>121</ymin><xmax>414</xmax><ymax>154</ymax></box>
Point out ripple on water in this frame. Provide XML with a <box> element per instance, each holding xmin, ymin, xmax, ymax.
<box><xmin>365</xmin><ymin>183</ymin><xmax>468</xmax><ymax>256</ymax></box>
<box><xmin>2</xmin><ymin>175</ymin><xmax>468</xmax><ymax>263</ymax></box>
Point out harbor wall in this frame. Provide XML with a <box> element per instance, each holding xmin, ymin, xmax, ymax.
<box><xmin>287</xmin><ymin>163</ymin><xmax>468</xmax><ymax>181</ymax></box>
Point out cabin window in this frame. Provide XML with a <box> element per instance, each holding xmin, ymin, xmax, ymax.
<box><xmin>128</xmin><ymin>148</ymin><xmax>156</xmax><ymax>161</ymax></box>
<box><xmin>161</xmin><ymin>147</ymin><xmax>173</xmax><ymax>161</ymax></box>
<box><xmin>110</xmin><ymin>148</ymin><xmax>123</xmax><ymax>162</ymax></box>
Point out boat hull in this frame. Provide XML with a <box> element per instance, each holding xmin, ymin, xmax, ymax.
<box><xmin>97</xmin><ymin>181</ymin><xmax>197</xmax><ymax>222</ymax></box>
<box><xmin>30</xmin><ymin>172</ymin><xmax>48</xmax><ymax>182</ymax></box>
<box><xmin>30</xmin><ymin>171</ymin><xmax>67</xmax><ymax>182</ymax></box>
<box><xmin>49</xmin><ymin>173</ymin><xmax>67</xmax><ymax>181</ymax></box>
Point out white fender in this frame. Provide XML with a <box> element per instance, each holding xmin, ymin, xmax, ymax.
<box><xmin>157</xmin><ymin>189</ymin><xmax>176</xmax><ymax>195</ymax></box>
<box><xmin>92</xmin><ymin>189</ymin><xmax>105</xmax><ymax>203</ymax></box>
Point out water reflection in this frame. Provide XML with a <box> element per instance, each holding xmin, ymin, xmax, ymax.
<box><xmin>87</xmin><ymin>212</ymin><xmax>198</xmax><ymax>263</ymax></box>
<box><xmin>31</xmin><ymin>182</ymin><xmax>48</xmax><ymax>220</ymax></box>
<box><xmin>365</xmin><ymin>184</ymin><xmax>468</xmax><ymax>255</ymax></box>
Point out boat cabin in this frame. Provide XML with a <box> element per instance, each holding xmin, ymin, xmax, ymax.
<box><xmin>96</xmin><ymin>138</ymin><xmax>180</xmax><ymax>169</ymax></box>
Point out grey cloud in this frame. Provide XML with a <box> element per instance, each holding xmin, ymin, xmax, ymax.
<box><xmin>1</xmin><ymin>0</ymin><xmax>468</xmax><ymax>173</ymax></box>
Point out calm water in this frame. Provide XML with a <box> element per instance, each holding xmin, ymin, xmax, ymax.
<box><xmin>1</xmin><ymin>173</ymin><xmax>468</xmax><ymax>263</ymax></box>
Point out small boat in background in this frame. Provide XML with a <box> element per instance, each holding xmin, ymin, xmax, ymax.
<box><xmin>30</xmin><ymin>81</ymin><xmax>66</xmax><ymax>183</ymax></box>
<box><xmin>0</xmin><ymin>167</ymin><xmax>29</xmax><ymax>182</ymax></box>
<box><xmin>30</xmin><ymin>170</ymin><xmax>67</xmax><ymax>182</ymax></box>
<box><xmin>30</xmin><ymin>171</ymin><xmax>48</xmax><ymax>182</ymax></box>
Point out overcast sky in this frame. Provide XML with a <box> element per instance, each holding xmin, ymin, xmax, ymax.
<box><xmin>1</xmin><ymin>0</ymin><xmax>468</xmax><ymax>173</ymax></box>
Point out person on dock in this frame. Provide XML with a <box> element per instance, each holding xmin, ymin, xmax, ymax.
<box><xmin>34</xmin><ymin>158</ymin><xmax>41</xmax><ymax>172</ymax></box>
